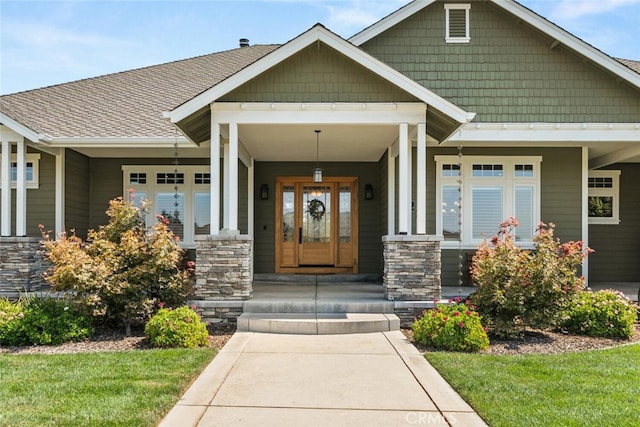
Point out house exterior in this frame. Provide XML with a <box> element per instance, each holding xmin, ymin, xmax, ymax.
<box><xmin>1</xmin><ymin>0</ymin><xmax>639</xmax><ymax>321</ymax></box>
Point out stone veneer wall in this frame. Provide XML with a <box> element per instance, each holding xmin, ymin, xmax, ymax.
<box><xmin>382</xmin><ymin>235</ymin><xmax>442</xmax><ymax>301</ymax></box>
<box><xmin>0</xmin><ymin>237</ymin><xmax>45</xmax><ymax>293</ymax></box>
<box><xmin>192</xmin><ymin>234</ymin><xmax>252</xmax><ymax>323</ymax></box>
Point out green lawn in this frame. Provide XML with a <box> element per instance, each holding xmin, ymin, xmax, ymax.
<box><xmin>426</xmin><ymin>344</ymin><xmax>640</xmax><ymax>427</ymax></box>
<box><xmin>0</xmin><ymin>348</ymin><xmax>216</xmax><ymax>426</ymax></box>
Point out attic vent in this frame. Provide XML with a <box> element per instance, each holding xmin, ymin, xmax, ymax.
<box><xmin>239</xmin><ymin>38</ymin><xmax>249</xmax><ymax>48</ymax></box>
<box><xmin>445</xmin><ymin>3</ymin><xmax>470</xmax><ymax>43</ymax></box>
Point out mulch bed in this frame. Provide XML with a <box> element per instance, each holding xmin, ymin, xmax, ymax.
<box><xmin>402</xmin><ymin>323</ymin><xmax>640</xmax><ymax>355</ymax></box>
<box><xmin>0</xmin><ymin>323</ymin><xmax>236</xmax><ymax>355</ymax></box>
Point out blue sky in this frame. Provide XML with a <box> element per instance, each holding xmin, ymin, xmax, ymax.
<box><xmin>1</xmin><ymin>0</ymin><xmax>639</xmax><ymax>95</ymax></box>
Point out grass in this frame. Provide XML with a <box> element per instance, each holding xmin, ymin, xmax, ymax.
<box><xmin>426</xmin><ymin>344</ymin><xmax>640</xmax><ymax>427</ymax></box>
<box><xmin>0</xmin><ymin>348</ymin><xmax>216</xmax><ymax>426</ymax></box>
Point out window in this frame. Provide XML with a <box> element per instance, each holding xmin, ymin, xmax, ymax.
<box><xmin>435</xmin><ymin>155</ymin><xmax>542</xmax><ymax>247</ymax></box>
<box><xmin>445</xmin><ymin>3</ymin><xmax>470</xmax><ymax>43</ymax></box>
<box><xmin>0</xmin><ymin>153</ymin><xmax>40</xmax><ymax>189</ymax></box>
<box><xmin>588</xmin><ymin>170</ymin><xmax>620</xmax><ymax>225</ymax></box>
<box><xmin>122</xmin><ymin>165</ymin><xmax>211</xmax><ymax>247</ymax></box>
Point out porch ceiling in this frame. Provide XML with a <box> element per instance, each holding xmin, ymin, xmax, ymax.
<box><xmin>239</xmin><ymin>124</ymin><xmax>399</xmax><ymax>162</ymax></box>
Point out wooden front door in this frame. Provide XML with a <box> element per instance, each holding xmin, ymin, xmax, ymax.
<box><xmin>275</xmin><ymin>177</ymin><xmax>358</xmax><ymax>273</ymax></box>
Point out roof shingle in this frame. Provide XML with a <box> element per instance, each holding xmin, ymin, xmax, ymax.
<box><xmin>0</xmin><ymin>45</ymin><xmax>278</xmax><ymax>139</ymax></box>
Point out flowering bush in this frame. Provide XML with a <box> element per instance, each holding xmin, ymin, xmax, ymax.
<box><xmin>412</xmin><ymin>300</ymin><xmax>489</xmax><ymax>352</ymax></box>
<box><xmin>561</xmin><ymin>290</ymin><xmax>637</xmax><ymax>339</ymax></box>
<box><xmin>469</xmin><ymin>218</ymin><xmax>592</xmax><ymax>339</ymax></box>
<box><xmin>40</xmin><ymin>193</ymin><xmax>193</xmax><ymax>335</ymax></box>
<box><xmin>145</xmin><ymin>305</ymin><xmax>209</xmax><ymax>348</ymax></box>
<box><xmin>0</xmin><ymin>297</ymin><xmax>93</xmax><ymax>346</ymax></box>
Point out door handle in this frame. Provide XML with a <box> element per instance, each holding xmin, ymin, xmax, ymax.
<box><xmin>299</xmin><ymin>227</ymin><xmax>302</xmax><ymax>244</ymax></box>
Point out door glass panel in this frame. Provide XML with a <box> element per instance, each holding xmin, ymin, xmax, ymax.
<box><xmin>194</xmin><ymin>192</ymin><xmax>210</xmax><ymax>235</ymax></box>
<box><xmin>282</xmin><ymin>185</ymin><xmax>295</xmax><ymax>242</ymax></box>
<box><xmin>339</xmin><ymin>185</ymin><xmax>351</xmax><ymax>243</ymax></box>
<box><xmin>303</xmin><ymin>186</ymin><xmax>331</xmax><ymax>243</ymax></box>
<box><xmin>156</xmin><ymin>192</ymin><xmax>184</xmax><ymax>239</ymax></box>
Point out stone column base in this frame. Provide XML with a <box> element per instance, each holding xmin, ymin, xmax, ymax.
<box><xmin>0</xmin><ymin>237</ymin><xmax>45</xmax><ymax>294</ymax></box>
<box><xmin>194</xmin><ymin>234</ymin><xmax>252</xmax><ymax>301</ymax></box>
<box><xmin>382</xmin><ymin>235</ymin><xmax>442</xmax><ymax>301</ymax></box>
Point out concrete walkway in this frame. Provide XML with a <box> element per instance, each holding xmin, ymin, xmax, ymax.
<box><xmin>160</xmin><ymin>331</ymin><xmax>487</xmax><ymax>427</ymax></box>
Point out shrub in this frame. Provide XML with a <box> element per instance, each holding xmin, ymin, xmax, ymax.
<box><xmin>412</xmin><ymin>301</ymin><xmax>490</xmax><ymax>352</ymax></box>
<box><xmin>469</xmin><ymin>218</ymin><xmax>592</xmax><ymax>339</ymax></box>
<box><xmin>145</xmin><ymin>306</ymin><xmax>209</xmax><ymax>348</ymax></box>
<box><xmin>0</xmin><ymin>297</ymin><xmax>93</xmax><ymax>346</ymax></box>
<box><xmin>561</xmin><ymin>290</ymin><xmax>637</xmax><ymax>339</ymax></box>
<box><xmin>40</xmin><ymin>192</ymin><xmax>194</xmax><ymax>335</ymax></box>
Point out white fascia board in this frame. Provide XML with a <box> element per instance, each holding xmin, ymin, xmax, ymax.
<box><xmin>211</xmin><ymin>102</ymin><xmax>427</xmax><ymax>125</ymax></box>
<box><xmin>449</xmin><ymin>122</ymin><xmax>640</xmax><ymax>142</ymax></box>
<box><xmin>590</xmin><ymin>145</ymin><xmax>640</xmax><ymax>169</ymax></box>
<box><xmin>495</xmin><ymin>0</ymin><xmax>640</xmax><ymax>90</ymax></box>
<box><xmin>0</xmin><ymin>114</ymin><xmax>50</xmax><ymax>143</ymax></box>
<box><xmin>169</xmin><ymin>24</ymin><xmax>472</xmax><ymax>126</ymax></box>
<box><xmin>45</xmin><ymin>136</ymin><xmax>195</xmax><ymax>148</ymax></box>
<box><xmin>349</xmin><ymin>0</ymin><xmax>436</xmax><ymax>46</ymax></box>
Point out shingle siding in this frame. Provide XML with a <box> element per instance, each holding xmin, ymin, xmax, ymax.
<box><xmin>361</xmin><ymin>1</ymin><xmax>640</xmax><ymax>122</ymax></box>
<box><xmin>65</xmin><ymin>149</ymin><xmax>91</xmax><ymax>238</ymax></box>
<box><xmin>221</xmin><ymin>42</ymin><xmax>419</xmax><ymax>103</ymax></box>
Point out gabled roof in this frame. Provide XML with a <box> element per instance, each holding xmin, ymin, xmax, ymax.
<box><xmin>166</xmin><ymin>24</ymin><xmax>474</xmax><ymax>129</ymax></box>
<box><xmin>349</xmin><ymin>0</ymin><xmax>640</xmax><ymax>91</ymax></box>
<box><xmin>0</xmin><ymin>45</ymin><xmax>278</xmax><ymax>141</ymax></box>
<box><xmin>617</xmin><ymin>58</ymin><xmax>640</xmax><ymax>74</ymax></box>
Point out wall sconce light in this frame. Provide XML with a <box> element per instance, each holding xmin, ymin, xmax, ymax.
<box><xmin>365</xmin><ymin>184</ymin><xmax>374</xmax><ymax>200</ymax></box>
<box><xmin>260</xmin><ymin>184</ymin><xmax>269</xmax><ymax>200</ymax></box>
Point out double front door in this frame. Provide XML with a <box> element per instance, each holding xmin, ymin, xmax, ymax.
<box><xmin>275</xmin><ymin>177</ymin><xmax>358</xmax><ymax>273</ymax></box>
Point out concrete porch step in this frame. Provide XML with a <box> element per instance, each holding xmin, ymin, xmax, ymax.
<box><xmin>237</xmin><ymin>313</ymin><xmax>400</xmax><ymax>335</ymax></box>
<box><xmin>243</xmin><ymin>299</ymin><xmax>395</xmax><ymax>314</ymax></box>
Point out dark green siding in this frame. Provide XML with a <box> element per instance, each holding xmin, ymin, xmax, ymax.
<box><xmin>589</xmin><ymin>163</ymin><xmax>640</xmax><ymax>282</ymax></box>
<box><xmin>221</xmin><ymin>42</ymin><xmax>419</xmax><ymax>103</ymax></box>
<box><xmin>429</xmin><ymin>147</ymin><xmax>583</xmax><ymax>286</ymax></box>
<box><xmin>361</xmin><ymin>1</ymin><xmax>640</xmax><ymax>122</ymax></box>
<box><xmin>23</xmin><ymin>149</ymin><xmax>55</xmax><ymax>237</ymax></box>
<box><xmin>65</xmin><ymin>149</ymin><xmax>90</xmax><ymax>238</ymax></box>
<box><xmin>253</xmin><ymin>161</ymin><xmax>382</xmax><ymax>274</ymax></box>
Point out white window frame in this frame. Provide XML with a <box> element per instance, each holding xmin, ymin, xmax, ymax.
<box><xmin>444</xmin><ymin>3</ymin><xmax>471</xmax><ymax>44</ymax></box>
<box><xmin>588</xmin><ymin>170</ymin><xmax>621</xmax><ymax>225</ymax></box>
<box><xmin>435</xmin><ymin>155</ymin><xmax>542</xmax><ymax>248</ymax></box>
<box><xmin>122</xmin><ymin>165</ymin><xmax>211</xmax><ymax>248</ymax></box>
<box><xmin>0</xmin><ymin>153</ymin><xmax>40</xmax><ymax>190</ymax></box>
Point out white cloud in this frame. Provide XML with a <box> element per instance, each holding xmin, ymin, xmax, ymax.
<box><xmin>551</xmin><ymin>0</ymin><xmax>640</xmax><ymax>19</ymax></box>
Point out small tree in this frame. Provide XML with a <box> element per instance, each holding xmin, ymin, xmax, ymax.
<box><xmin>40</xmin><ymin>193</ymin><xmax>193</xmax><ymax>335</ymax></box>
<box><xmin>469</xmin><ymin>218</ymin><xmax>592</xmax><ymax>338</ymax></box>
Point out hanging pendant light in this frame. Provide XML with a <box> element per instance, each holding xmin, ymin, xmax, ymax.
<box><xmin>312</xmin><ymin>129</ymin><xmax>323</xmax><ymax>183</ymax></box>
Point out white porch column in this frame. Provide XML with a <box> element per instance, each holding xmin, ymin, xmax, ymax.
<box><xmin>223</xmin><ymin>142</ymin><xmax>230</xmax><ymax>229</ymax></box>
<box><xmin>210</xmin><ymin>119</ymin><xmax>221</xmax><ymax>235</ymax></box>
<box><xmin>16</xmin><ymin>139</ymin><xmax>26</xmax><ymax>236</ymax></box>
<box><xmin>416</xmin><ymin>122</ymin><xmax>427</xmax><ymax>235</ymax></box>
<box><xmin>227</xmin><ymin>122</ymin><xmax>239</xmax><ymax>232</ymax></box>
<box><xmin>55</xmin><ymin>149</ymin><xmax>65</xmax><ymax>236</ymax></box>
<box><xmin>1</xmin><ymin>139</ymin><xmax>11</xmax><ymax>236</ymax></box>
<box><xmin>387</xmin><ymin>147</ymin><xmax>396</xmax><ymax>235</ymax></box>
<box><xmin>398</xmin><ymin>123</ymin><xmax>411</xmax><ymax>234</ymax></box>
<box><xmin>248</xmin><ymin>157</ymin><xmax>254</xmax><ymax>236</ymax></box>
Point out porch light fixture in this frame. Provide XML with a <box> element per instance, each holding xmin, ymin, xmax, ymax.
<box><xmin>260</xmin><ymin>184</ymin><xmax>269</xmax><ymax>200</ymax></box>
<box><xmin>365</xmin><ymin>184</ymin><xmax>374</xmax><ymax>200</ymax></box>
<box><xmin>312</xmin><ymin>129</ymin><xmax>323</xmax><ymax>183</ymax></box>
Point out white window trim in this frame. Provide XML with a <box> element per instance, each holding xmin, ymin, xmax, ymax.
<box><xmin>0</xmin><ymin>153</ymin><xmax>40</xmax><ymax>190</ymax></box>
<box><xmin>435</xmin><ymin>155</ymin><xmax>542</xmax><ymax>249</ymax></box>
<box><xmin>588</xmin><ymin>170</ymin><xmax>621</xmax><ymax>225</ymax></box>
<box><xmin>444</xmin><ymin>3</ymin><xmax>471</xmax><ymax>44</ymax></box>
<box><xmin>122</xmin><ymin>165</ymin><xmax>211</xmax><ymax>248</ymax></box>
